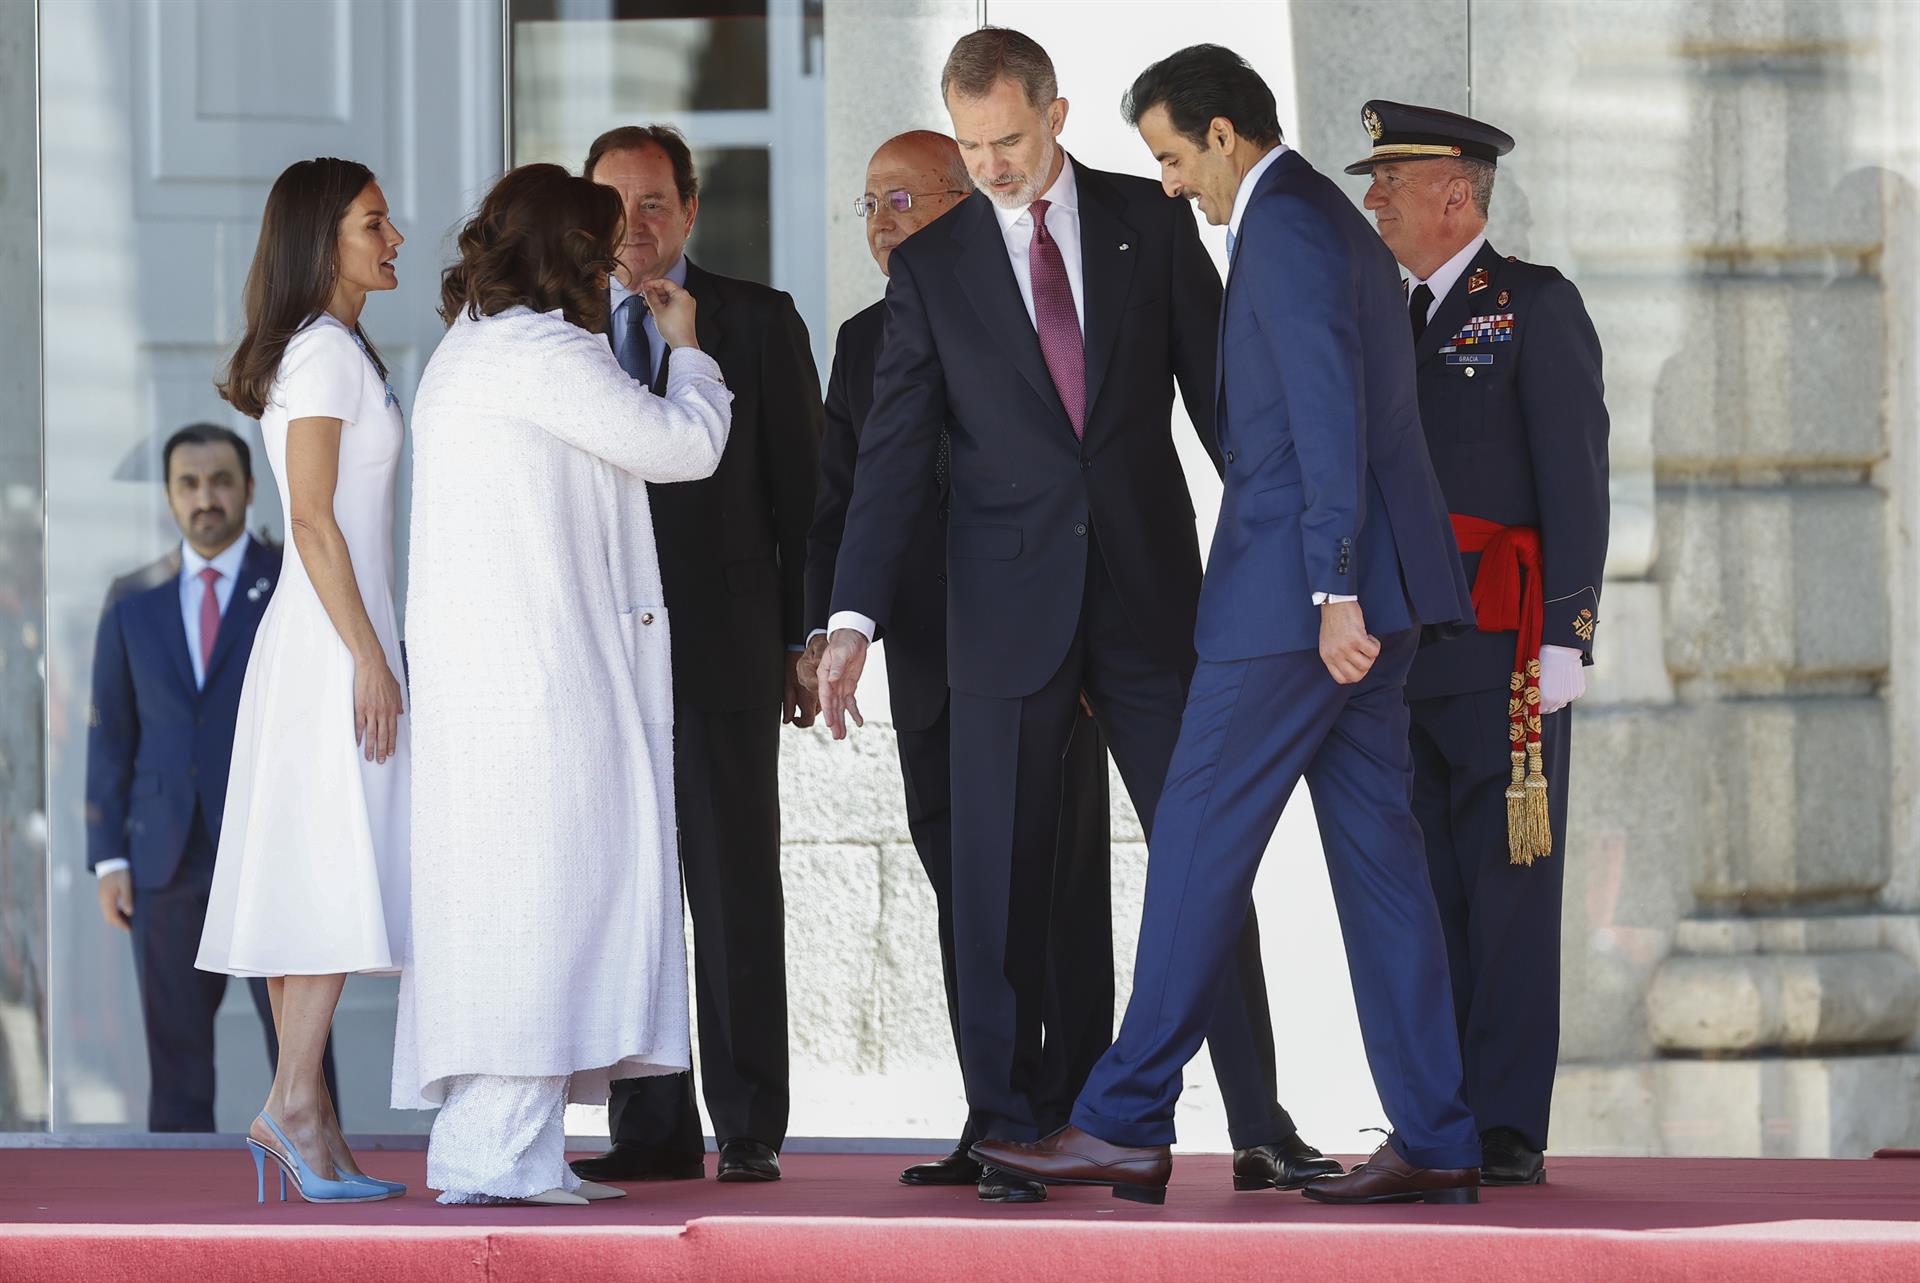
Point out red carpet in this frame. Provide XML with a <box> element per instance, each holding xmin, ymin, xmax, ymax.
<box><xmin>4</xmin><ymin>1150</ymin><xmax>1919</xmax><ymax>1282</ymax></box>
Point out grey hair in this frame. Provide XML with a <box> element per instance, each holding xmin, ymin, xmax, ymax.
<box><xmin>942</xmin><ymin>27</ymin><xmax>1058</xmax><ymax>109</ymax></box>
<box><xmin>1457</xmin><ymin>158</ymin><xmax>1496</xmax><ymax>217</ymax></box>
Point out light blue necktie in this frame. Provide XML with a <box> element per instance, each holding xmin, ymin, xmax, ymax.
<box><xmin>614</xmin><ymin>296</ymin><xmax>649</xmax><ymax>381</ymax></box>
<box><xmin>1225</xmin><ymin>227</ymin><xmax>1238</xmax><ymax>262</ymax></box>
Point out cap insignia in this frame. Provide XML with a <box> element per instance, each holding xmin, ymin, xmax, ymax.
<box><xmin>1364</xmin><ymin>107</ymin><xmax>1383</xmax><ymax>141</ymax></box>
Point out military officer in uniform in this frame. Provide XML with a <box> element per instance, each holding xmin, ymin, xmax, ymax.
<box><xmin>1349</xmin><ymin>101</ymin><xmax>1609</xmax><ymax>1187</ymax></box>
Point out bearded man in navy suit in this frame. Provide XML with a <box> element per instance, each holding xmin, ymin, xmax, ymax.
<box><xmin>976</xmin><ymin>45</ymin><xmax>1485</xmax><ymax>1207</ymax></box>
<box><xmin>87</xmin><ymin>423</ymin><xmax>334</xmax><ymax>1132</ymax></box>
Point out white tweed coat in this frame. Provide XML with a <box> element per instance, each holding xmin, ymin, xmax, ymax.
<box><xmin>393</xmin><ymin>305</ymin><xmax>730</xmax><ymax>1110</ymax></box>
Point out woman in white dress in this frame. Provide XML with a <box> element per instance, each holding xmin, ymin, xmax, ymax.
<box><xmin>200</xmin><ymin>157</ymin><xmax>411</xmax><ymax>1203</ymax></box>
<box><xmin>395</xmin><ymin>163</ymin><xmax>731</xmax><ymax>1206</ymax></box>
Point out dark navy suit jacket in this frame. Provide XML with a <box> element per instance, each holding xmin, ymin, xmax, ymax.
<box><xmin>805</xmin><ymin>300</ymin><xmax>949</xmax><ymax>732</ymax></box>
<box><xmin>831</xmin><ymin>159</ymin><xmax>1222</xmax><ymax>698</ymax></box>
<box><xmin>86</xmin><ymin>539</ymin><xmax>280</xmax><ymax>890</ymax></box>
<box><xmin>1199</xmin><ymin>150</ymin><xmax>1472</xmax><ymax>660</ymax></box>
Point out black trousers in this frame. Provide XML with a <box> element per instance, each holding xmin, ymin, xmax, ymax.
<box><xmin>948</xmin><ymin>538</ymin><xmax>1290</xmax><ymax>1145</ymax></box>
<box><xmin>1409</xmin><ymin>689</ymin><xmax>1573</xmax><ymax>1151</ymax></box>
<box><xmin>897</xmin><ymin>697</ymin><xmax>1115</xmax><ymax>1141</ymax></box>
<box><xmin>130</xmin><ymin>809</ymin><xmax>338</xmax><ymax>1132</ymax></box>
<box><xmin>609</xmin><ymin>704</ymin><xmax>786</xmax><ymax>1154</ymax></box>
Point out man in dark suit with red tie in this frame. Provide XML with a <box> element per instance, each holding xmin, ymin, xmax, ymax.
<box><xmin>817</xmin><ymin>29</ymin><xmax>1331</xmax><ymax>1202</ymax></box>
<box><xmin>801</xmin><ymin>128</ymin><xmax>1120</xmax><ymax>1195</ymax></box>
<box><xmin>87</xmin><ymin>423</ymin><xmax>334</xmax><ymax>1131</ymax></box>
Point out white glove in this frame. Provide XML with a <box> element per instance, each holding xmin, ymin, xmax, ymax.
<box><xmin>1538</xmin><ymin>644</ymin><xmax>1586</xmax><ymax>715</ymax></box>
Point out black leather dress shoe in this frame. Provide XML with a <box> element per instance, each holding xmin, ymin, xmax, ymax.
<box><xmin>901</xmin><ymin>1142</ymin><xmax>984</xmax><ymax>1186</ymax></box>
<box><xmin>1480</xmin><ymin>1127</ymin><xmax>1546</xmax><ymax>1186</ymax></box>
<box><xmin>569</xmin><ymin>1143</ymin><xmax>704</xmax><ymax>1182</ymax></box>
<box><xmin>976</xmin><ymin>1165</ymin><xmax>1048</xmax><ymax>1203</ymax></box>
<box><xmin>716</xmin><ymin>1139</ymin><xmax>781</xmax><ymax>1182</ymax></box>
<box><xmin>1233</xmin><ymin>1133</ymin><xmax>1346</xmax><ymax>1190</ymax></box>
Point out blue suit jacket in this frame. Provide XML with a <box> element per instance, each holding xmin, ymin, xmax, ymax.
<box><xmin>1197</xmin><ymin>150</ymin><xmax>1473</xmax><ymax>660</ymax></box>
<box><xmin>85</xmin><ymin>538</ymin><xmax>281</xmax><ymax>890</ymax></box>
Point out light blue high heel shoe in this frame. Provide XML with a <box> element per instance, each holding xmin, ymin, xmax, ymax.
<box><xmin>247</xmin><ymin>1113</ymin><xmax>389</xmax><ymax>1204</ymax></box>
<box><xmin>345</xmin><ymin>1172</ymin><xmax>408</xmax><ymax>1197</ymax></box>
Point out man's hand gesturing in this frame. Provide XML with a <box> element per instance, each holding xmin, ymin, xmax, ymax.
<box><xmin>817</xmin><ymin>628</ymin><xmax>870</xmax><ymax>739</ymax></box>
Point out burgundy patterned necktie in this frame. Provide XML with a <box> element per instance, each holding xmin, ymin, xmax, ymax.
<box><xmin>1027</xmin><ymin>199</ymin><xmax>1085</xmax><ymax>438</ymax></box>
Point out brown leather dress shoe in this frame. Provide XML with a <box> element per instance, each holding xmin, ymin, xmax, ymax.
<box><xmin>1299</xmin><ymin>1138</ymin><xmax>1477</xmax><ymax>1205</ymax></box>
<box><xmin>970</xmin><ymin>1126</ymin><xmax>1172</xmax><ymax>1205</ymax></box>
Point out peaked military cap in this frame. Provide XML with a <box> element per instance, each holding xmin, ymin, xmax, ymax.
<box><xmin>1345</xmin><ymin>100</ymin><xmax>1515</xmax><ymax>175</ymax></box>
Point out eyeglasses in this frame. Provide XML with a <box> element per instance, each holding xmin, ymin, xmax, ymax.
<box><xmin>853</xmin><ymin>189</ymin><xmax>969</xmax><ymax>218</ymax></box>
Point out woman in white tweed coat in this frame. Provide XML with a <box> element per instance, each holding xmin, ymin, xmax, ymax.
<box><xmin>394</xmin><ymin>164</ymin><xmax>730</xmax><ymax>1205</ymax></box>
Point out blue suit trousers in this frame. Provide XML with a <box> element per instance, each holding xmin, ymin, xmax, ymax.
<box><xmin>1073</xmin><ymin>630</ymin><xmax>1481</xmax><ymax>1170</ymax></box>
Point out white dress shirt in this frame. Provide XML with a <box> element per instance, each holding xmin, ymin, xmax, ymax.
<box><xmin>825</xmin><ymin>155</ymin><xmax>1089</xmax><ymax>645</ymax></box>
<box><xmin>1407</xmin><ymin>231</ymin><xmax>1487</xmax><ymax>326</ymax></box>
<box><xmin>97</xmin><ymin>532</ymin><xmax>253</xmax><ymax>879</ymax></box>
<box><xmin>182</xmin><ymin>532</ymin><xmax>251</xmax><ymax>689</ymax></box>
<box><xmin>610</xmin><ymin>253</ymin><xmax>688</xmax><ymax>386</ymax></box>
<box><xmin>1226</xmin><ymin>142</ymin><xmax>1289</xmax><ymax>252</ymax></box>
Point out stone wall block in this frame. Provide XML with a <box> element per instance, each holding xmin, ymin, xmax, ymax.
<box><xmin>1560</xmin><ymin>706</ymin><xmax>1702</xmax><ymax>1061</ymax></box>
<box><xmin>1554</xmin><ymin>1054</ymin><xmax>1920</xmax><ymax>1158</ymax></box>
<box><xmin>1585</xmin><ymin>582</ymin><xmax>1675</xmax><ymax>706</ymax></box>
<box><xmin>1638</xmin><ymin>279</ymin><xmax>1884</xmax><ymax>475</ymax></box>
<box><xmin>778</xmin><ymin>843</ymin><xmax>886</xmax><ymax>1069</ymax></box>
<box><xmin>1647</xmin><ymin>950</ymin><xmax>1920</xmax><ymax>1052</ymax></box>
<box><xmin>780</xmin><ymin>723</ymin><xmax>913</xmax><ymax>845</ymax></box>
<box><xmin>1658</xmin><ymin>486</ymin><xmax>1887</xmax><ymax>683</ymax></box>
<box><xmin>1688</xmin><ymin>699</ymin><xmax>1889</xmax><ymax>901</ymax></box>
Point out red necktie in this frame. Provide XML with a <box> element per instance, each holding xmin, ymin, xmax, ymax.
<box><xmin>198</xmin><ymin>566</ymin><xmax>222</xmax><ymax>675</ymax></box>
<box><xmin>1028</xmin><ymin>199</ymin><xmax>1085</xmax><ymax>438</ymax></box>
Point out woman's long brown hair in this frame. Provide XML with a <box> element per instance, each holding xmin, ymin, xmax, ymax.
<box><xmin>439</xmin><ymin>163</ymin><xmax>623</xmax><ymax>333</ymax></box>
<box><xmin>218</xmin><ymin>157</ymin><xmax>388</xmax><ymax>420</ymax></box>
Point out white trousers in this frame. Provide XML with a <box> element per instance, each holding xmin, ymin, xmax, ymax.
<box><xmin>428</xmin><ymin>1073</ymin><xmax>578</xmax><ymax>1204</ymax></box>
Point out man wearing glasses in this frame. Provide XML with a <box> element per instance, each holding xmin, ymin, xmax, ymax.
<box><xmin>801</xmin><ymin>130</ymin><xmax>1115</xmax><ymax>1196</ymax></box>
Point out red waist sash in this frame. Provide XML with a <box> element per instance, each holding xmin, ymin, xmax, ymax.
<box><xmin>1449</xmin><ymin>514</ymin><xmax>1552</xmax><ymax>866</ymax></box>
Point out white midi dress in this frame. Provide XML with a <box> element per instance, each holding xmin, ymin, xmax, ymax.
<box><xmin>394</xmin><ymin>305</ymin><xmax>730</xmax><ymax>1201</ymax></box>
<box><xmin>198</xmin><ymin>313</ymin><xmax>411</xmax><ymax>978</ymax></box>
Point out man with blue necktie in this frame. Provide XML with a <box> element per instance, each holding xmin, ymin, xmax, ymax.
<box><xmin>575</xmin><ymin>124</ymin><xmax>822</xmax><ymax>1187</ymax></box>
<box><xmin>975</xmin><ymin>44</ymin><xmax>1485</xmax><ymax>1206</ymax></box>
<box><xmin>87</xmin><ymin>423</ymin><xmax>334</xmax><ymax>1132</ymax></box>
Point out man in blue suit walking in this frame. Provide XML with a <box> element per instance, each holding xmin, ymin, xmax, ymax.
<box><xmin>87</xmin><ymin>423</ymin><xmax>334</xmax><ymax>1132</ymax></box>
<box><xmin>975</xmin><ymin>45</ymin><xmax>1484</xmax><ymax>1206</ymax></box>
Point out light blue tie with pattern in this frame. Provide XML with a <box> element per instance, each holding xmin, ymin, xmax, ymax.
<box><xmin>615</xmin><ymin>295</ymin><xmax>649</xmax><ymax>381</ymax></box>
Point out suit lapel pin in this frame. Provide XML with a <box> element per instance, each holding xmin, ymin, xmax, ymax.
<box><xmin>246</xmin><ymin>577</ymin><xmax>271</xmax><ymax>603</ymax></box>
<box><xmin>1118</xmin><ymin>243</ymin><xmax>1130</xmax><ymax>251</ymax></box>
<box><xmin>1496</xmin><ymin>289</ymin><xmax>1511</xmax><ymax>307</ymax></box>
<box><xmin>1467</xmin><ymin>268</ymin><xmax>1489</xmax><ymax>294</ymax></box>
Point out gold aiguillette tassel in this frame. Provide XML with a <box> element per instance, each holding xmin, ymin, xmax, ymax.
<box><xmin>1504</xmin><ymin>733</ymin><xmax>1530</xmax><ymax>867</ymax></box>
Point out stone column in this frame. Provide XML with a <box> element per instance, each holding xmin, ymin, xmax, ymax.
<box><xmin>0</xmin><ymin>0</ymin><xmax>49</xmax><ymax>1132</ymax></box>
<box><xmin>823</xmin><ymin>0</ymin><xmax>978</xmax><ymax>337</ymax></box>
